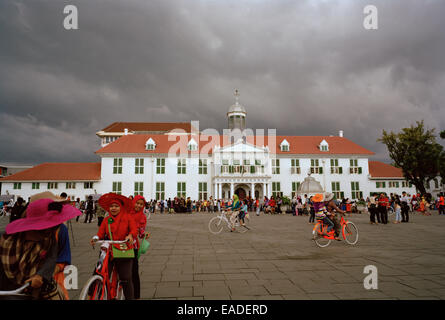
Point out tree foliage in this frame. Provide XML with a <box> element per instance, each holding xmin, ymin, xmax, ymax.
<box><xmin>378</xmin><ymin>121</ymin><xmax>444</xmax><ymax>195</ymax></box>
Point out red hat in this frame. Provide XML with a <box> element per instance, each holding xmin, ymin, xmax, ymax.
<box><xmin>98</xmin><ymin>193</ymin><xmax>132</xmax><ymax>214</ymax></box>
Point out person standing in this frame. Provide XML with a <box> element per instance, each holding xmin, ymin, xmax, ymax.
<box><xmin>129</xmin><ymin>195</ymin><xmax>148</xmax><ymax>300</ymax></box>
<box><xmin>368</xmin><ymin>193</ymin><xmax>379</xmax><ymax>225</ymax></box>
<box><xmin>9</xmin><ymin>197</ymin><xmax>26</xmax><ymax>223</ymax></box>
<box><xmin>95</xmin><ymin>202</ymin><xmax>107</xmax><ymax>227</ymax></box>
<box><xmin>84</xmin><ymin>196</ymin><xmax>95</xmax><ymax>223</ymax></box>
<box><xmin>438</xmin><ymin>193</ymin><xmax>445</xmax><ymax>215</ymax></box>
<box><xmin>378</xmin><ymin>193</ymin><xmax>389</xmax><ymax>224</ymax></box>
<box><xmin>308</xmin><ymin>197</ymin><xmax>315</xmax><ymax>224</ymax></box>
<box><xmin>400</xmin><ymin>191</ymin><xmax>410</xmax><ymax>222</ymax></box>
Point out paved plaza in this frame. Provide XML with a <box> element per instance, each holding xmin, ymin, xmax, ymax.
<box><xmin>2</xmin><ymin>210</ymin><xmax>445</xmax><ymax>300</ymax></box>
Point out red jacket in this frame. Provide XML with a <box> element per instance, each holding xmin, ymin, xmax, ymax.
<box><xmin>97</xmin><ymin>211</ymin><xmax>137</xmax><ymax>245</ymax></box>
<box><xmin>378</xmin><ymin>196</ymin><xmax>389</xmax><ymax>207</ymax></box>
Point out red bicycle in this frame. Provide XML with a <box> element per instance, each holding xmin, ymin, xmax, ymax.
<box><xmin>79</xmin><ymin>238</ymin><xmax>128</xmax><ymax>300</ymax></box>
<box><xmin>312</xmin><ymin>214</ymin><xmax>359</xmax><ymax>248</ymax></box>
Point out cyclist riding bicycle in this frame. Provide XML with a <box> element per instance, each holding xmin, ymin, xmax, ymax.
<box><xmin>313</xmin><ymin>194</ymin><xmax>334</xmax><ymax>235</ymax></box>
<box><xmin>90</xmin><ymin>193</ymin><xmax>137</xmax><ymax>300</ymax></box>
<box><xmin>226</xmin><ymin>194</ymin><xmax>241</xmax><ymax>232</ymax></box>
<box><xmin>324</xmin><ymin>192</ymin><xmax>346</xmax><ymax>240</ymax></box>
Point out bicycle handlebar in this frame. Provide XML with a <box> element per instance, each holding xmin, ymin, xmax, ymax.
<box><xmin>0</xmin><ymin>282</ymin><xmax>30</xmax><ymax>296</ymax></box>
<box><xmin>93</xmin><ymin>239</ymin><xmax>129</xmax><ymax>244</ymax></box>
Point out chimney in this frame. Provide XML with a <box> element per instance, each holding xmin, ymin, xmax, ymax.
<box><xmin>124</xmin><ymin>128</ymin><xmax>128</xmax><ymax>135</ymax></box>
<box><xmin>339</xmin><ymin>130</ymin><xmax>344</xmax><ymax>137</ymax></box>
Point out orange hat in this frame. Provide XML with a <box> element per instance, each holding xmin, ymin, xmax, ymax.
<box><xmin>312</xmin><ymin>193</ymin><xmax>324</xmax><ymax>202</ymax></box>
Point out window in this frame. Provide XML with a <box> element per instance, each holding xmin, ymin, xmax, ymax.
<box><xmin>272</xmin><ymin>182</ymin><xmax>282</xmax><ymax>198</ymax></box>
<box><xmin>156</xmin><ymin>159</ymin><xmax>165</xmax><ymax>174</ymax></box>
<box><xmin>272</xmin><ymin>159</ymin><xmax>280</xmax><ymax>174</ymax></box>
<box><xmin>32</xmin><ymin>182</ymin><xmax>40</xmax><ymax>190</ymax></box>
<box><xmin>292</xmin><ymin>182</ymin><xmax>301</xmax><ymax>198</ymax></box>
<box><xmin>291</xmin><ymin>159</ymin><xmax>301</xmax><ymax>174</ymax></box>
<box><xmin>310</xmin><ymin>159</ymin><xmax>323</xmax><ymax>174</ymax></box>
<box><xmin>330</xmin><ymin>159</ymin><xmax>343</xmax><ymax>174</ymax></box>
<box><xmin>376</xmin><ymin>181</ymin><xmax>386</xmax><ymax>188</ymax></box>
<box><xmin>349</xmin><ymin>159</ymin><xmax>362</xmax><ymax>174</ymax></box>
<box><xmin>156</xmin><ymin>182</ymin><xmax>165</xmax><ymax>200</ymax></box>
<box><xmin>113</xmin><ymin>158</ymin><xmax>123</xmax><ymax>174</ymax></box>
<box><xmin>13</xmin><ymin>182</ymin><xmax>22</xmax><ymax>190</ymax></box>
<box><xmin>402</xmin><ymin>181</ymin><xmax>412</xmax><ymax>188</ymax></box>
<box><xmin>199</xmin><ymin>182</ymin><xmax>208</xmax><ymax>200</ymax></box>
<box><xmin>47</xmin><ymin>182</ymin><xmax>58</xmax><ymax>189</ymax></box>
<box><xmin>177</xmin><ymin>182</ymin><xmax>186</xmax><ymax>198</ymax></box>
<box><xmin>66</xmin><ymin>182</ymin><xmax>76</xmax><ymax>189</ymax></box>
<box><xmin>84</xmin><ymin>182</ymin><xmax>94</xmax><ymax>189</ymax></box>
<box><xmin>134</xmin><ymin>182</ymin><xmax>144</xmax><ymax>196</ymax></box>
<box><xmin>112</xmin><ymin>182</ymin><xmax>122</xmax><ymax>195</ymax></box>
<box><xmin>199</xmin><ymin>159</ymin><xmax>208</xmax><ymax>174</ymax></box>
<box><xmin>351</xmin><ymin>182</ymin><xmax>363</xmax><ymax>199</ymax></box>
<box><xmin>188</xmin><ymin>141</ymin><xmax>198</xmax><ymax>151</ymax></box>
<box><xmin>177</xmin><ymin>159</ymin><xmax>186</xmax><ymax>174</ymax></box>
<box><xmin>388</xmin><ymin>181</ymin><xmax>400</xmax><ymax>188</ymax></box>
<box><xmin>331</xmin><ymin>182</ymin><xmax>344</xmax><ymax>200</ymax></box>
<box><xmin>145</xmin><ymin>138</ymin><xmax>156</xmax><ymax>150</ymax></box>
<box><xmin>280</xmin><ymin>140</ymin><xmax>290</xmax><ymax>152</ymax></box>
<box><xmin>319</xmin><ymin>140</ymin><xmax>329</xmax><ymax>152</ymax></box>
<box><xmin>135</xmin><ymin>158</ymin><xmax>144</xmax><ymax>174</ymax></box>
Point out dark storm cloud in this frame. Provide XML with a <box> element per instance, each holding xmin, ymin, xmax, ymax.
<box><xmin>0</xmin><ymin>0</ymin><xmax>444</xmax><ymax>164</ymax></box>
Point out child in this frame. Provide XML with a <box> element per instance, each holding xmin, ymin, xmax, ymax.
<box><xmin>394</xmin><ymin>199</ymin><xmax>402</xmax><ymax>223</ymax></box>
<box><xmin>313</xmin><ymin>194</ymin><xmax>334</xmax><ymax>234</ymax></box>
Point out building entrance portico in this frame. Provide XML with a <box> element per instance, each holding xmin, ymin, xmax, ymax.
<box><xmin>214</xmin><ymin>178</ymin><xmax>270</xmax><ymax>200</ymax></box>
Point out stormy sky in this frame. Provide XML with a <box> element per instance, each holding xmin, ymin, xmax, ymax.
<box><xmin>0</xmin><ymin>0</ymin><xmax>444</xmax><ymax>165</ymax></box>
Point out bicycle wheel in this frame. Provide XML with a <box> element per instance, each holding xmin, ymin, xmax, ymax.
<box><xmin>343</xmin><ymin>222</ymin><xmax>359</xmax><ymax>245</ymax></box>
<box><xmin>312</xmin><ymin>223</ymin><xmax>331</xmax><ymax>248</ymax></box>
<box><xmin>208</xmin><ymin>217</ymin><xmax>224</xmax><ymax>234</ymax></box>
<box><xmin>79</xmin><ymin>275</ymin><xmax>107</xmax><ymax>300</ymax></box>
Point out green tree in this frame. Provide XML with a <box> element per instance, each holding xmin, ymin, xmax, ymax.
<box><xmin>441</xmin><ymin>130</ymin><xmax>445</xmax><ymax>139</ymax></box>
<box><xmin>378</xmin><ymin>121</ymin><xmax>443</xmax><ymax>195</ymax></box>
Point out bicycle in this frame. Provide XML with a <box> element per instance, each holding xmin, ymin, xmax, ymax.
<box><xmin>312</xmin><ymin>214</ymin><xmax>359</xmax><ymax>248</ymax></box>
<box><xmin>79</xmin><ymin>237</ymin><xmax>128</xmax><ymax>300</ymax></box>
<box><xmin>208</xmin><ymin>210</ymin><xmax>249</xmax><ymax>234</ymax></box>
<box><xmin>0</xmin><ymin>283</ymin><xmax>31</xmax><ymax>300</ymax></box>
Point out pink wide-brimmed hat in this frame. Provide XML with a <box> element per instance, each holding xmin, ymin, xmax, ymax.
<box><xmin>6</xmin><ymin>198</ymin><xmax>82</xmax><ymax>235</ymax></box>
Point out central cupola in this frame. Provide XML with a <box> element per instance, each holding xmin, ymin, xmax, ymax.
<box><xmin>227</xmin><ymin>89</ymin><xmax>247</xmax><ymax>132</ymax></box>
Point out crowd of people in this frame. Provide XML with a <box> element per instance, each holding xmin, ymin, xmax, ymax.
<box><xmin>1</xmin><ymin>189</ymin><xmax>444</xmax><ymax>300</ymax></box>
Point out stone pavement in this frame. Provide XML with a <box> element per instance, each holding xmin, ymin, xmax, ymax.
<box><xmin>2</xmin><ymin>210</ymin><xmax>445</xmax><ymax>300</ymax></box>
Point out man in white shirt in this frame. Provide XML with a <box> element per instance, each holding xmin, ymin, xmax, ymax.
<box><xmin>400</xmin><ymin>191</ymin><xmax>410</xmax><ymax>222</ymax></box>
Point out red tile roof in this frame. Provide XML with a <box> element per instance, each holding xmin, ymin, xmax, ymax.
<box><xmin>368</xmin><ymin>161</ymin><xmax>404</xmax><ymax>178</ymax></box>
<box><xmin>96</xmin><ymin>134</ymin><xmax>375</xmax><ymax>155</ymax></box>
<box><xmin>99</xmin><ymin>122</ymin><xmax>193</xmax><ymax>133</ymax></box>
<box><xmin>0</xmin><ymin>163</ymin><xmax>101</xmax><ymax>181</ymax></box>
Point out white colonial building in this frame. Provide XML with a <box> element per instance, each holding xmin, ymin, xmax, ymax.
<box><xmin>0</xmin><ymin>92</ymin><xmax>420</xmax><ymax>202</ymax></box>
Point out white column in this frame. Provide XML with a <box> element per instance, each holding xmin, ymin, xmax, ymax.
<box><xmin>251</xmin><ymin>183</ymin><xmax>255</xmax><ymax>198</ymax></box>
<box><xmin>263</xmin><ymin>183</ymin><xmax>266</xmax><ymax>198</ymax></box>
<box><xmin>218</xmin><ymin>183</ymin><xmax>222</xmax><ymax>199</ymax></box>
<box><xmin>214</xmin><ymin>183</ymin><xmax>217</xmax><ymax>199</ymax></box>
<box><xmin>230</xmin><ymin>183</ymin><xmax>234</xmax><ymax>199</ymax></box>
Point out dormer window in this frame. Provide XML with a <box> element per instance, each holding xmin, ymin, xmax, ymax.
<box><xmin>319</xmin><ymin>140</ymin><xmax>329</xmax><ymax>152</ymax></box>
<box><xmin>188</xmin><ymin>138</ymin><xmax>198</xmax><ymax>151</ymax></box>
<box><xmin>280</xmin><ymin>139</ymin><xmax>290</xmax><ymax>152</ymax></box>
<box><xmin>145</xmin><ymin>138</ymin><xmax>156</xmax><ymax>151</ymax></box>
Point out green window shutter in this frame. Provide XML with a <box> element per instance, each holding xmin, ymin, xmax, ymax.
<box><xmin>358</xmin><ymin>167</ymin><xmax>362</xmax><ymax>174</ymax></box>
<box><xmin>319</xmin><ymin>167</ymin><xmax>323</xmax><ymax>174</ymax></box>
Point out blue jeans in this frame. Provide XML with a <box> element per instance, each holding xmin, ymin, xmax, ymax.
<box><xmin>395</xmin><ymin>208</ymin><xmax>402</xmax><ymax>222</ymax></box>
<box><xmin>322</xmin><ymin>217</ymin><xmax>335</xmax><ymax>232</ymax></box>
